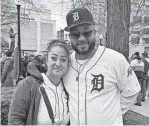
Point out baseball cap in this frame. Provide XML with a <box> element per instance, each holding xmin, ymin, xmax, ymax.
<box><xmin>64</xmin><ymin>7</ymin><xmax>95</xmax><ymax>31</ymax></box>
<box><xmin>34</xmin><ymin>52</ymin><xmax>42</xmax><ymax>57</ymax></box>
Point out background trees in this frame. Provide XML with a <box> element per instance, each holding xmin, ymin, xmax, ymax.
<box><xmin>130</xmin><ymin>0</ymin><xmax>149</xmax><ymax>45</ymax></box>
<box><xmin>69</xmin><ymin>0</ymin><xmax>149</xmax><ymax>59</ymax></box>
<box><xmin>1</xmin><ymin>0</ymin><xmax>43</xmax><ymax>49</ymax></box>
<box><xmin>70</xmin><ymin>0</ymin><xmax>131</xmax><ymax>59</ymax></box>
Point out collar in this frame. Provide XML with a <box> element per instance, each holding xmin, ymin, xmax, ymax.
<box><xmin>70</xmin><ymin>46</ymin><xmax>106</xmax><ymax>71</ymax></box>
<box><xmin>41</xmin><ymin>73</ymin><xmax>62</xmax><ymax>91</ymax></box>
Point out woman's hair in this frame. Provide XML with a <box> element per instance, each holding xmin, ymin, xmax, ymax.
<box><xmin>46</xmin><ymin>39</ymin><xmax>69</xmax><ymax>55</ymax></box>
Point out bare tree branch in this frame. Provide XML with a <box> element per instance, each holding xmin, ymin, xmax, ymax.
<box><xmin>1</xmin><ymin>0</ymin><xmax>44</xmax><ymax>45</ymax></box>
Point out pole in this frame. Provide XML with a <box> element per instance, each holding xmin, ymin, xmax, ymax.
<box><xmin>17</xmin><ymin>4</ymin><xmax>22</xmax><ymax>76</ymax></box>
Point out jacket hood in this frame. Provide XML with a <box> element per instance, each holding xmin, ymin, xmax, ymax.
<box><xmin>27</xmin><ymin>62</ymin><xmax>43</xmax><ymax>82</ymax></box>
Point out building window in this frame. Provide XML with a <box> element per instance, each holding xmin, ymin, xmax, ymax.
<box><xmin>142</xmin><ymin>28</ymin><xmax>149</xmax><ymax>34</ymax></box>
<box><xmin>131</xmin><ymin>37</ymin><xmax>140</xmax><ymax>44</ymax></box>
<box><xmin>133</xmin><ymin>16</ymin><xmax>142</xmax><ymax>24</ymax></box>
<box><xmin>145</xmin><ymin>0</ymin><xmax>149</xmax><ymax>4</ymax></box>
<box><xmin>146</xmin><ymin>5</ymin><xmax>149</xmax><ymax>8</ymax></box>
<box><xmin>132</xmin><ymin>31</ymin><xmax>140</xmax><ymax>34</ymax></box>
<box><xmin>144</xmin><ymin>16</ymin><xmax>149</xmax><ymax>24</ymax></box>
<box><xmin>143</xmin><ymin>38</ymin><xmax>149</xmax><ymax>44</ymax></box>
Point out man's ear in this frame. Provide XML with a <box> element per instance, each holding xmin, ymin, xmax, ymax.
<box><xmin>69</xmin><ymin>34</ymin><xmax>72</xmax><ymax>42</ymax></box>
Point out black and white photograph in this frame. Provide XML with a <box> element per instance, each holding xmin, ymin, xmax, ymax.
<box><xmin>1</xmin><ymin>0</ymin><xmax>149</xmax><ymax>125</ymax></box>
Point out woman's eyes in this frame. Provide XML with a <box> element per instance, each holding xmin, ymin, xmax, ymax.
<box><xmin>51</xmin><ymin>57</ymin><xmax>57</xmax><ymax>61</ymax></box>
<box><xmin>51</xmin><ymin>57</ymin><xmax>67</xmax><ymax>62</ymax></box>
<box><xmin>61</xmin><ymin>58</ymin><xmax>67</xmax><ymax>62</ymax></box>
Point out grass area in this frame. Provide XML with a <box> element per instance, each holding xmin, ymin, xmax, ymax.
<box><xmin>1</xmin><ymin>87</ymin><xmax>16</xmax><ymax>125</ymax></box>
<box><xmin>123</xmin><ymin>110</ymin><xmax>149</xmax><ymax>125</ymax></box>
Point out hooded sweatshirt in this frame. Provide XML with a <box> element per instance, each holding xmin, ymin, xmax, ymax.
<box><xmin>8</xmin><ymin>62</ymin><xmax>44</xmax><ymax>125</ymax></box>
<box><xmin>8</xmin><ymin>62</ymin><xmax>69</xmax><ymax>125</ymax></box>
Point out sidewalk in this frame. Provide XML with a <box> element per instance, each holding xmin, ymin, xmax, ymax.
<box><xmin>130</xmin><ymin>98</ymin><xmax>149</xmax><ymax>118</ymax></box>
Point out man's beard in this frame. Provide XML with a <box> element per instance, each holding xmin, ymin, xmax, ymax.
<box><xmin>71</xmin><ymin>40</ymin><xmax>96</xmax><ymax>55</ymax></box>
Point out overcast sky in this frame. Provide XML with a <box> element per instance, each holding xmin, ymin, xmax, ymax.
<box><xmin>40</xmin><ymin>0</ymin><xmax>72</xmax><ymax>31</ymax></box>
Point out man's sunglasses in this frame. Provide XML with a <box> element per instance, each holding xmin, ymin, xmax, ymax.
<box><xmin>69</xmin><ymin>30</ymin><xmax>94</xmax><ymax>40</ymax></box>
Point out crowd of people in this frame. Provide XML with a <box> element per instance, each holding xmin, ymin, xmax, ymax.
<box><xmin>1</xmin><ymin>50</ymin><xmax>47</xmax><ymax>87</ymax></box>
<box><xmin>0</xmin><ymin>7</ymin><xmax>148</xmax><ymax>125</ymax></box>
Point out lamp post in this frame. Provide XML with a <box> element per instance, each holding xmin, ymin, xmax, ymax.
<box><xmin>17</xmin><ymin>4</ymin><xmax>22</xmax><ymax>77</ymax></box>
<box><xmin>15</xmin><ymin>0</ymin><xmax>23</xmax><ymax>82</ymax></box>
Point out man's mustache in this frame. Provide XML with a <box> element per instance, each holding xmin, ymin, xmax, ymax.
<box><xmin>76</xmin><ymin>41</ymin><xmax>89</xmax><ymax>46</ymax></box>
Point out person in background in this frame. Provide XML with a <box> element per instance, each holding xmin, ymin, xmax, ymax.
<box><xmin>0</xmin><ymin>52</ymin><xmax>6</xmax><ymax>75</ymax></box>
<box><xmin>0</xmin><ymin>51</ymin><xmax>6</xmax><ymax>64</ymax></box>
<box><xmin>63</xmin><ymin>7</ymin><xmax>140</xmax><ymax>125</ymax></box>
<box><xmin>30</xmin><ymin>52</ymin><xmax>47</xmax><ymax>73</ymax></box>
<box><xmin>9</xmin><ymin>28</ymin><xmax>15</xmax><ymax>54</ymax></box>
<box><xmin>29</xmin><ymin>54</ymin><xmax>34</xmax><ymax>62</ymax></box>
<box><xmin>1</xmin><ymin>50</ymin><xmax>14</xmax><ymax>87</ymax></box>
<box><xmin>1</xmin><ymin>28</ymin><xmax>15</xmax><ymax>77</ymax></box>
<box><xmin>8</xmin><ymin>28</ymin><xmax>19</xmax><ymax>86</ymax></box>
<box><xmin>147</xmin><ymin>83</ymin><xmax>149</xmax><ymax>99</ymax></box>
<box><xmin>141</xmin><ymin>53</ymin><xmax>149</xmax><ymax>101</ymax></box>
<box><xmin>129</xmin><ymin>53</ymin><xmax>135</xmax><ymax>63</ymax></box>
<box><xmin>8</xmin><ymin>40</ymin><xmax>70</xmax><ymax>125</ymax></box>
<box><xmin>142</xmin><ymin>52</ymin><xmax>149</xmax><ymax>99</ymax></box>
<box><xmin>21</xmin><ymin>54</ymin><xmax>29</xmax><ymax>78</ymax></box>
<box><xmin>130</xmin><ymin>52</ymin><xmax>144</xmax><ymax>106</ymax></box>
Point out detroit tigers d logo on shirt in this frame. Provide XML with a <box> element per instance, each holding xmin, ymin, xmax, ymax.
<box><xmin>127</xmin><ymin>66</ymin><xmax>133</xmax><ymax>77</ymax></box>
<box><xmin>91</xmin><ymin>74</ymin><xmax>104</xmax><ymax>93</ymax></box>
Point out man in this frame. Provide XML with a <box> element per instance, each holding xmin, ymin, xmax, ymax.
<box><xmin>143</xmin><ymin>53</ymin><xmax>149</xmax><ymax>99</ymax></box>
<box><xmin>63</xmin><ymin>7</ymin><xmax>140</xmax><ymax>125</ymax></box>
<box><xmin>1</xmin><ymin>50</ymin><xmax>13</xmax><ymax>87</ymax></box>
<box><xmin>141</xmin><ymin>53</ymin><xmax>149</xmax><ymax>101</ymax></box>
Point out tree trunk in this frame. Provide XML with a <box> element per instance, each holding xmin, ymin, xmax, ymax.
<box><xmin>107</xmin><ymin>0</ymin><xmax>131</xmax><ymax>60</ymax></box>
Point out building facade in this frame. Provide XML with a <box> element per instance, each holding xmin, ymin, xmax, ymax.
<box><xmin>19</xmin><ymin>4</ymin><xmax>56</xmax><ymax>52</ymax></box>
<box><xmin>1</xmin><ymin>0</ymin><xmax>56</xmax><ymax>53</ymax></box>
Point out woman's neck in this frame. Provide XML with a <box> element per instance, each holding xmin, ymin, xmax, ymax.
<box><xmin>46</xmin><ymin>73</ymin><xmax>61</xmax><ymax>86</ymax></box>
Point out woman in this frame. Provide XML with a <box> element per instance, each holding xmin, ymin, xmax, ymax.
<box><xmin>1</xmin><ymin>50</ymin><xmax>13</xmax><ymax>87</ymax></box>
<box><xmin>8</xmin><ymin>40</ymin><xmax>70</xmax><ymax>125</ymax></box>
